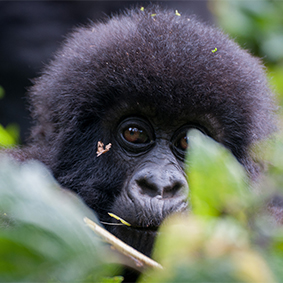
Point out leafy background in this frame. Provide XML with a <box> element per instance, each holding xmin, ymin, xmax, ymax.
<box><xmin>1</xmin><ymin>1</ymin><xmax>283</xmax><ymax>282</ymax></box>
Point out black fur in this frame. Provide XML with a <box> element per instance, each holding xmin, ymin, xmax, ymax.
<box><xmin>8</xmin><ymin>6</ymin><xmax>276</xmax><ymax>270</ymax></box>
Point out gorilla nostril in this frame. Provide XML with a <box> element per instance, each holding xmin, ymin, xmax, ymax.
<box><xmin>136</xmin><ymin>177</ymin><xmax>187</xmax><ymax>199</ymax></box>
<box><xmin>163</xmin><ymin>183</ymin><xmax>183</xmax><ymax>199</ymax></box>
<box><xmin>136</xmin><ymin>179</ymin><xmax>159</xmax><ymax>198</ymax></box>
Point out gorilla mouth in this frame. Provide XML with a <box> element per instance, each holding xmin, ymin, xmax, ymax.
<box><xmin>104</xmin><ymin>211</ymin><xmax>162</xmax><ymax>232</ymax></box>
<box><xmin>104</xmin><ymin>217</ymin><xmax>160</xmax><ymax>257</ymax></box>
<box><xmin>123</xmin><ymin>225</ymin><xmax>159</xmax><ymax>234</ymax></box>
<box><xmin>102</xmin><ymin>220</ymin><xmax>160</xmax><ymax>233</ymax></box>
<box><xmin>129</xmin><ymin>225</ymin><xmax>159</xmax><ymax>232</ymax></box>
<box><xmin>104</xmin><ymin>200</ymin><xmax>188</xmax><ymax>256</ymax></box>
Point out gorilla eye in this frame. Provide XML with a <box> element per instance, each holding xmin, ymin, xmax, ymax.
<box><xmin>172</xmin><ymin>125</ymin><xmax>207</xmax><ymax>160</ymax></box>
<box><xmin>124</xmin><ymin>127</ymin><xmax>149</xmax><ymax>144</ymax></box>
<box><xmin>176</xmin><ymin>134</ymin><xmax>189</xmax><ymax>151</ymax></box>
<box><xmin>117</xmin><ymin>117</ymin><xmax>155</xmax><ymax>153</ymax></box>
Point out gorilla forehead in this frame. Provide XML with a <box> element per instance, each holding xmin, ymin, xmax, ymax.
<box><xmin>32</xmin><ymin>7</ymin><xmax>274</xmax><ymax>142</ymax></box>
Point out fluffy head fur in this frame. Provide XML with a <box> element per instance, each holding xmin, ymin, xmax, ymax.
<box><xmin>8</xmin><ymin>6</ymin><xmax>275</xmax><ymax>224</ymax></box>
<box><xmin>27</xmin><ymin>7</ymin><xmax>275</xmax><ymax>176</ymax></box>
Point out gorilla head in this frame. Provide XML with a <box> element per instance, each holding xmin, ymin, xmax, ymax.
<box><xmin>12</xmin><ymin>6</ymin><xmax>275</xmax><ymax>257</ymax></box>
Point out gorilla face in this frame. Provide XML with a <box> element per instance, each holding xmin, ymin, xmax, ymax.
<box><xmin>16</xmin><ymin>6</ymin><xmax>275</xmax><ymax>258</ymax></box>
<box><xmin>79</xmin><ymin>101</ymin><xmax>223</xmax><ymax>255</ymax></box>
<box><xmin>107</xmin><ymin>116</ymin><xmax>190</xmax><ymax>256</ymax></box>
<box><xmin>105</xmin><ymin>111</ymin><xmax>223</xmax><ymax>255</ymax></box>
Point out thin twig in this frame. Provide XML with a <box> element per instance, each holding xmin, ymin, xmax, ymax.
<box><xmin>84</xmin><ymin>217</ymin><xmax>163</xmax><ymax>270</ymax></box>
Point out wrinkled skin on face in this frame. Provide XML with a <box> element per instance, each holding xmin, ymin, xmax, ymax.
<box><xmin>105</xmin><ymin>115</ymin><xmax>190</xmax><ymax>256</ymax></box>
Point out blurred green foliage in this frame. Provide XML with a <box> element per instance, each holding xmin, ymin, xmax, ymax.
<box><xmin>1</xmin><ymin>2</ymin><xmax>283</xmax><ymax>282</ymax></box>
<box><xmin>211</xmin><ymin>1</ymin><xmax>283</xmax><ymax>62</ymax></box>
<box><xmin>0</xmin><ymin>156</ymin><xmax>120</xmax><ymax>282</ymax></box>
<box><xmin>140</xmin><ymin>130</ymin><xmax>283</xmax><ymax>283</ymax></box>
<box><xmin>187</xmin><ymin>130</ymin><xmax>250</xmax><ymax>220</ymax></box>
<box><xmin>0</xmin><ymin>124</ymin><xmax>20</xmax><ymax>148</ymax></box>
<box><xmin>1</xmin><ymin>131</ymin><xmax>283</xmax><ymax>282</ymax></box>
<box><xmin>211</xmin><ymin>0</ymin><xmax>283</xmax><ymax>104</ymax></box>
<box><xmin>0</xmin><ymin>87</ymin><xmax>20</xmax><ymax>147</ymax></box>
<box><xmin>260</xmin><ymin>130</ymin><xmax>283</xmax><ymax>197</ymax></box>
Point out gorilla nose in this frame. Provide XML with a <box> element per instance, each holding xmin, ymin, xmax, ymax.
<box><xmin>134</xmin><ymin>169</ymin><xmax>188</xmax><ymax>199</ymax></box>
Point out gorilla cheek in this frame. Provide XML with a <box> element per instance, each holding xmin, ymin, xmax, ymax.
<box><xmin>108</xmin><ymin>162</ymin><xmax>189</xmax><ymax>256</ymax></box>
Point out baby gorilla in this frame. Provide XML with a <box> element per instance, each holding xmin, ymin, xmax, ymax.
<box><xmin>9</xmin><ymin>6</ymin><xmax>275</xmax><ymax>259</ymax></box>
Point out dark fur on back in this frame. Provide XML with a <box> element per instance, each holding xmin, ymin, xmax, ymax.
<box><xmin>11</xmin><ymin>7</ymin><xmax>276</xmax><ymax>212</ymax></box>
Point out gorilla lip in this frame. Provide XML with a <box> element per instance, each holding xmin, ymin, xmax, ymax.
<box><xmin>101</xmin><ymin>212</ymin><xmax>160</xmax><ymax>232</ymax></box>
<box><xmin>112</xmin><ymin>223</ymin><xmax>159</xmax><ymax>239</ymax></box>
<box><xmin>126</xmin><ymin>224</ymin><xmax>159</xmax><ymax>233</ymax></box>
<box><xmin>103</xmin><ymin>219</ymin><xmax>159</xmax><ymax>232</ymax></box>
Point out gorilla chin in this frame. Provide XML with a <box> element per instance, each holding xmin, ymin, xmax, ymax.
<box><xmin>108</xmin><ymin>179</ymin><xmax>189</xmax><ymax>256</ymax></box>
<box><xmin>109</xmin><ymin>226</ymin><xmax>158</xmax><ymax>258</ymax></box>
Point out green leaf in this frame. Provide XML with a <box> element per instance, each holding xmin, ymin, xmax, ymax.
<box><xmin>186</xmin><ymin>129</ymin><xmax>250</xmax><ymax>220</ymax></box>
<box><xmin>0</xmin><ymin>156</ymin><xmax>118</xmax><ymax>282</ymax></box>
<box><xmin>0</xmin><ymin>125</ymin><xmax>17</xmax><ymax>147</ymax></box>
<box><xmin>140</xmin><ymin>215</ymin><xmax>274</xmax><ymax>283</ymax></box>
